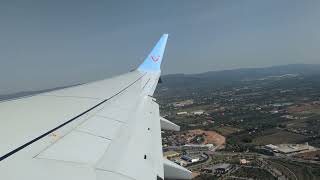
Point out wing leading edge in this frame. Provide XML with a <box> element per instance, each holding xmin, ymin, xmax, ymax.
<box><xmin>0</xmin><ymin>34</ymin><xmax>192</xmax><ymax>180</ymax></box>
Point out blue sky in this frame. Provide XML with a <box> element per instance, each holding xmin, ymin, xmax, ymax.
<box><xmin>0</xmin><ymin>0</ymin><xmax>320</xmax><ymax>94</ymax></box>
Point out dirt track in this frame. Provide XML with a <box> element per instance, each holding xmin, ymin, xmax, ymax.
<box><xmin>188</xmin><ymin>129</ymin><xmax>226</xmax><ymax>145</ymax></box>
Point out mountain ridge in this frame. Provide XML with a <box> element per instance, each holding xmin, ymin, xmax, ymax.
<box><xmin>1</xmin><ymin>64</ymin><xmax>319</xmax><ymax>101</ymax></box>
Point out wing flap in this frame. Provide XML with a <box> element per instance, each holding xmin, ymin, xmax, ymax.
<box><xmin>163</xmin><ymin>158</ymin><xmax>192</xmax><ymax>179</ymax></box>
<box><xmin>160</xmin><ymin>117</ymin><xmax>180</xmax><ymax>131</ymax></box>
<box><xmin>95</xmin><ymin>96</ymin><xmax>164</xmax><ymax>180</ymax></box>
<box><xmin>1</xmin><ymin>157</ymin><xmax>97</xmax><ymax>180</ymax></box>
<box><xmin>36</xmin><ymin>131</ymin><xmax>111</xmax><ymax>165</ymax></box>
<box><xmin>0</xmin><ymin>95</ymin><xmax>100</xmax><ymax>158</ymax></box>
<box><xmin>77</xmin><ymin>115</ymin><xmax>123</xmax><ymax>140</ymax></box>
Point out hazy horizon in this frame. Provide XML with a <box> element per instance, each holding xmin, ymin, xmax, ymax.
<box><xmin>1</xmin><ymin>63</ymin><xmax>319</xmax><ymax>96</ymax></box>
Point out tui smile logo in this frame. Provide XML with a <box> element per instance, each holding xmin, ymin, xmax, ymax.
<box><xmin>151</xmin><ymin>55</ymin><xmax>160</xmax><ymax>62</ymax></box>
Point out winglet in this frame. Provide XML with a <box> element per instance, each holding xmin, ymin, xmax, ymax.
<box><xmin>138</xmin><ymin>34</ymin><xmax>168</xmax><ymax>72</ymax></box>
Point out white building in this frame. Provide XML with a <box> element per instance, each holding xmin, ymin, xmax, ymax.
<box><xmin>183</xmin><ymin>144</ymin><xmax>214</xmax><ymax>151</ymax></box>
<box><xmin>173</xmin><ymin>100</ymin><xmax>194</xmax><ymax>107</ymax></box>
<box><xmin>181</xmin><ymin>155</ymin><xmax>200</xmax><ymax>163</ymax></box>
<box><xmin>177</xmin><ymin>111</ymin><xmax>188</xmax><ymax>115</ymax></box>
<box><xmin>192</xmin><ymin>110</ymin><xmax>204</xmax><ymax>115</ymax></box>
<box><xmin>265</xmin><ymin>143</ymin><xmax>313</xmax><ymax>154</ymax></box>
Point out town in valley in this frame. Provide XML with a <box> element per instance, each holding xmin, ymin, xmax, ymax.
<box><xmin>155</xmin><ymin>64</ymin><xmax>320</xmax><ymax>180</ymax></box>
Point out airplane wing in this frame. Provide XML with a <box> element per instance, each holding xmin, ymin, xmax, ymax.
<box><xmin>0</xmin><ymin>34</ymin><xmax>192</xmax><ymax>180</ymax></box>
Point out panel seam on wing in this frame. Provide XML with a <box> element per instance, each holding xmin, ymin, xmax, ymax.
<box><xmin>94</xmin><ymin>114</ymin><xmax>127</xmax><ymax>123</ymax></box>
<box><xmin>74</xmin><ymin>129</ymin><xmax>112</xmax><ymax>141</ymax></box>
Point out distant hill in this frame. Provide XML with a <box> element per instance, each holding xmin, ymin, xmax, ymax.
<box><xmin>160</xmin><ymin>64</ymin><xmax>320</xmax><ymax>89</ymax></box>
<box><xmin>1</xmin><ymin>64</ymin><xmax>320</xmax><ymax>101</ymax></box>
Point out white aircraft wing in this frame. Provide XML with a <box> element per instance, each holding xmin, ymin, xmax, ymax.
<box><xmin>0</xmin><ymin>34</ymin><xmax>192</xmax><ymax>180</ymax></box>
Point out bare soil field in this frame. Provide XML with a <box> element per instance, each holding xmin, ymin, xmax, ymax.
<box><xmin>214</xmin><ymin>126</ymin><xmax>241</xmax><ymax>136</ymax></box>
<box><xmin>287</xmin><ymin>103</ymin><xmax>320</xmax><ymax>115</ymax></box>
<box><xmin>188</xmin><ymin>129</ymin><xmax>226</xmax><ymax>145</ymax></box>
<box><xmin>295</xmin><ymin>150</ymin><xmax>320</xmax><ymax>160</ymax></box>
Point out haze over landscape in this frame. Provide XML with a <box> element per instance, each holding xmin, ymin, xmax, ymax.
<box><xmin>1</xmin><ymin>0</ymin><xmax>320</xmax><ymax>94</ymax></box>
<box><xmin>2</xmin><ymin>1</ymin><xmax>320</xmax><ymax>180</ymax></box>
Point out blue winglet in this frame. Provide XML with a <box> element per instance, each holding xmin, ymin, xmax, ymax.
<box><xmin>138</xmin><ymin>34</ymin><xmax>168</xmax><ymax>72</ymax></box>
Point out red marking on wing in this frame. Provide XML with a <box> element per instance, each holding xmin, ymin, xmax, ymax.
<box><xmin>151</xmin><ymin>55</ymin><xmax>160</xmax><ymax>62</ymax></box>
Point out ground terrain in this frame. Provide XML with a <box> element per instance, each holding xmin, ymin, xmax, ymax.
<box><xmin>156</xmin><ymin>64</ymin><xmax>320</xmax><ymax>179</ymax></box>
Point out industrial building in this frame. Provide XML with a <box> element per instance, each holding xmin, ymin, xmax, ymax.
<box><xmin>163</xmin><ymin>144</ymin><xmax>215</xmax><ymax>152</ymax></box>
<box><xmin>212</xmin><ymin>163</ymin><xmax>232</xmax><ymax>174</ymax></box>
<box><xmin>265</xmin><ymin>143</ymin><xmax>314</xmax><ymax>155</ymax></box>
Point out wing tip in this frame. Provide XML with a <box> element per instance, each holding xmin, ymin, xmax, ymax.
<box><xmin>138</xmin><ymin>34</ymin><xmax>169</xmax><ymax>72</ymax></box>
<box><xmin>162</xmin><ymin>33</ymin><xmax>169</xmax><ymax>39</ymax></box>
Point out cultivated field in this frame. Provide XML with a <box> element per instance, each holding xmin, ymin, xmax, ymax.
<box><xmin>253</xmin><ymin>130</ymin><xmax>306</xmax><ymax>145</ymax></box>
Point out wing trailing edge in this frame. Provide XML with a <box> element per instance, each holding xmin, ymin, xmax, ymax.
<box><xmin>160</xmin><ymin>117</ymin><xmax>180</xmax><ymax>131</ymax></box>
<box><xmin>163</xmin><ymin>158</ymin><xmax>193</xmax><ymax>179</ymax></box>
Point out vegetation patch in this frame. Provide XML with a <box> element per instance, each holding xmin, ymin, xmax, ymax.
<box><xmin>230</xmin><ymin>167</ymin><xmax>276</xmax><ymax>180</ymax></box>
<box><xmin>270</xmin><ymin>159</ymin><xmax>320</xmax><ymax>180</ymax></box>
<box><xmin>252</xmin><ymin>130</ymin><xmax>307</xmax><ymax>145</ymax></box>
